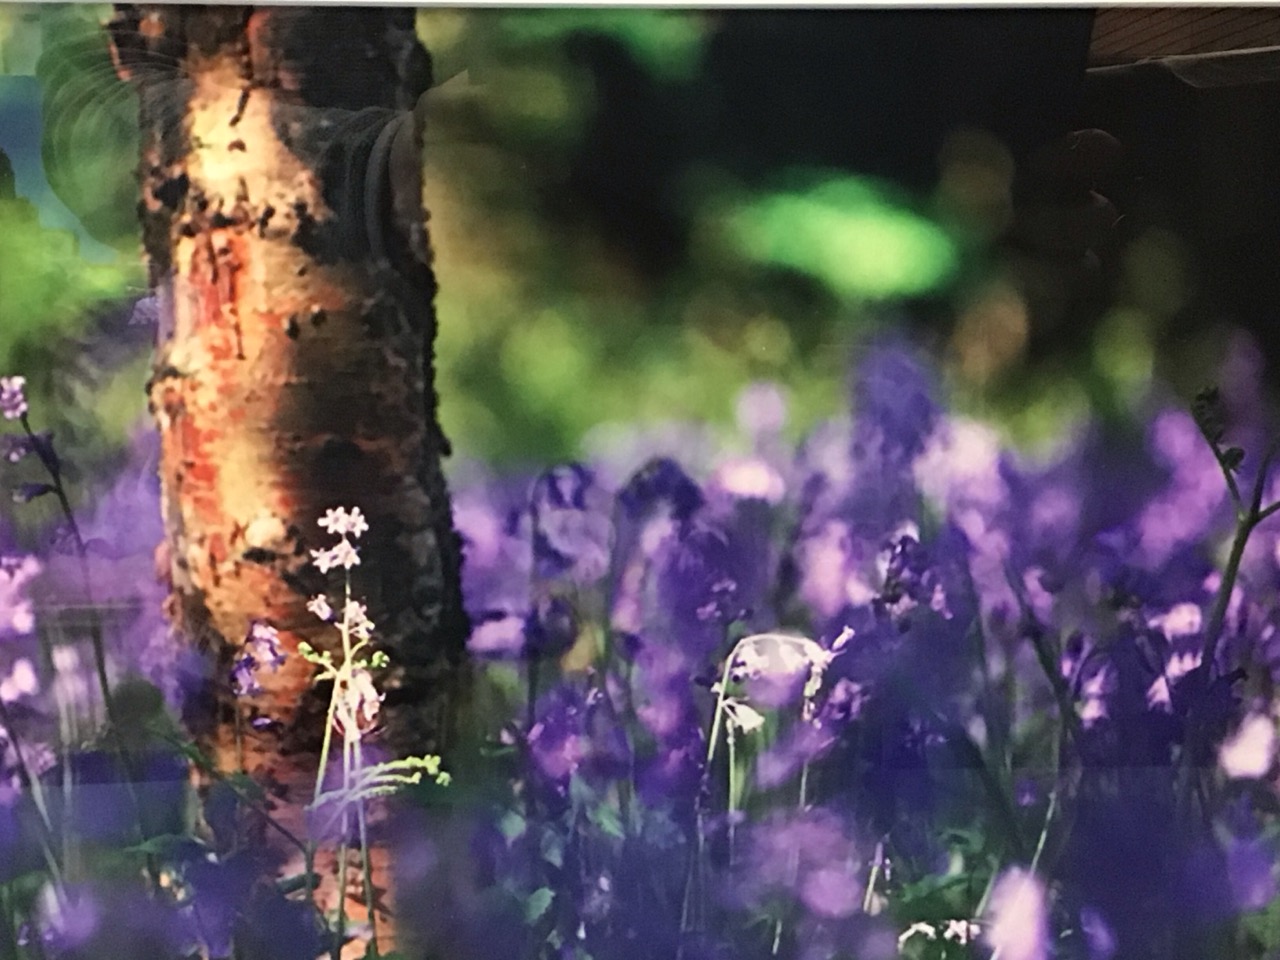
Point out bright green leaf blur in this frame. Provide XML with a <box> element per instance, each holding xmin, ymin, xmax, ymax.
<box><xmin>720</xmin><ymin>174</ymin><xmax>959</xmax><ymax>302</ymax></box>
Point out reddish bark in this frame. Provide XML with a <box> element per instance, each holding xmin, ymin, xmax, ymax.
<box><xmin>108</xmin><ymin>6</ymin><xmax>468</xmax><ymax>954</ymax></box>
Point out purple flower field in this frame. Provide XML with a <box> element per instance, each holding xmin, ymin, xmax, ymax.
<box><xmin>4</xmin><ymin>331</ymin><xmax>1280</xmax><ymax>960</ymax></box>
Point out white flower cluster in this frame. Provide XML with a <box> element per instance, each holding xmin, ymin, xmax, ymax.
<box><xmin>310</xmin><ymin>506</ymin><xmax>368</xmax><ymax>573</ymax></box>
<box><xmin>897</xmin><ymin>918</ymin><xmax>981</xmax><ymax>951</ymax></box>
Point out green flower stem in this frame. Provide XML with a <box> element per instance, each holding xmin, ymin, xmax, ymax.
<box><xmin>677</xmin><ymin>641</ymin><xmax>742</xmax><ymax>960</ymax></box>
<box><xmin>308</xmin><ymin>575</ymin><xmax>351</xmax><ymax>917</ymax></box>
<box><xmin>1179</xmin><ymin>438</ymin><xmax>1280</xmax><ymax>820</ymax></box>
<box><xmin>355</xmin><ymin>737</ymin><xmax>379</xmax><ymax>957</ymax></box>
<box><xmin>0</xmin><ymin>884</ymin><xmax>16</xmax><ymax>960</ymax></box>
<box><xmin>19</xmin><ymin>414</ymin><xmax>157</xmax><ymax>888</ymax></box>
<box><xmin>727</xmin><ymin>731</ymin><xmax>738</xmax><ymax>865</ymax></box>
<box><xmin>0</xmin><ymin>697</ymin><xmax>65</xmax><ymax>896</ymax></box>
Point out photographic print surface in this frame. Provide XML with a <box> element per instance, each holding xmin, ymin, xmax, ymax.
<box><xmin>2</xmin><ymin>6</ymin><xmax>1280</xmax><ymax>960</ymax></box>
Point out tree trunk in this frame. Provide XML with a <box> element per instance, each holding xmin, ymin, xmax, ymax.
<box><xmin>107</xmin><ymin>6</ymin><xmax>468</xmax><ymax>954</ymax></box>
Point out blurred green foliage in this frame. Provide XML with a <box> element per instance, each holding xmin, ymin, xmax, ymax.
<box><xmin>0</xmin><ymin>6</ymin><xmax>1195</xmax><ymax>480</ymax></box>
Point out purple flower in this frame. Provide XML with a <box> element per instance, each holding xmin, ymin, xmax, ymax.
<box><xmin>231</xmin><ymin>654</ymin><xmax>262</xmax><ymax>697</ymax></box>
<box><xmin>735</xmin><ymin>381</ymin><xmax>789</xmax><ymax>437</ymax></box>
<box><xmin>0</xmin><ymin>376</ymin><xmax>27</xmax><ymax>421</ymax></box>
<box><xmin>851</xmin><ymin>339</ymin><xmax>938</xmax><ymax>465</ymax></box>
<box><xmin>737</xmin><ymin>809</ymin><xmax>864</xmax><ymax>919</ymax></box>
<box><xmin>244</xmin><ymin>621</ymin><xmax>285</xmax><ymax>671</ymax></box>
<box><xmin>617</xmin><ymin>458</ymin><xmax>703</xmax><ymax>526</ymax></box>
<box><xmin>983</xmin><ymin>868</ymin><xmax>1048</xmax><ymax>960</ymax></box>
<box><xmin>529</xmin><ymin>463</ymin><xmax>611</xmax><ymax>583</ymax></box>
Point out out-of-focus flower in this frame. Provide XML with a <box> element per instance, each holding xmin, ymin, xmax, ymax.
<box><xmin>617</xmin><ymin>457</ymin><xmax>703</xmax><ymax>525</ymax></box>
<box><xmin>468</xmin><ymin>612</ymin><xmax>526</xmax><ymax>658</ymax></box>
<box><xmin>31</xmin><ymin>883</ymin><xmax>100</xmax><ymax>953</ymax></box>
<box><xmin>231</xmin><ymin>655</ymin><xmax>262</xmax><ymax>698</ymax></box>
<box><xmin>984</xmin><ymin>868</ymin><xmax>1049</xmax><ymax>960</ymax></box>
<box><xmin>0</xmin><ymin>658</ymin><xmax>37</xmax><ymax>703</ymax></box>
<box><xmin>232</xmin><ymin>622</ymin><xmax>285</xmax><ymax>697</ymax></box>
<box><xmin>711</xmin><ymin>456</ymin><xmax>787</xmax><ymax>504</ymax></box>
<box><xmin>529</xmin><ymin>463</ymin><xmax>611</xmax><ymax>583</ymax></box>
<box><xmin>738</xmin><ymin>809</ymin><xmax>864</xmax><ymax>920</ymax></box>
<box><xmin>0</xmin><ymin>555</ymin><xmax>39</xmax><ymax>637</ymax></box>
<box><xmin>245</xmin><ymin>622</ymin><xmax>285</xmax><ymax>671</ymax></box>
<box><xmin>736</xmin><ymin>381</ymin><xmax>789</xmax><ymax>438</ymax></box>
<box><xmin>0</xmin><ymin>376</ymin><xmax>27</xmax><ymax>421</ymax></box>
<box><xmin>1080</xmin><ymin>906</ymin><xmax>1117</xmax><ymax>960</ymax></box>
<box><xmin>1219</xmin><ymin>713</ymin><xmax>1277</xmax><ymax>779</ymax></box>
<box><xmin>318</xmin><ymin>506</ymin><xmax>368</xmax><ymax>539</ymax></box>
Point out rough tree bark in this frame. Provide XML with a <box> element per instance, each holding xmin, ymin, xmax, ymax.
<box><xmin>106</xmin><ymin>6</ymin><xmax>469</xmax><ymax>954</ymax></box>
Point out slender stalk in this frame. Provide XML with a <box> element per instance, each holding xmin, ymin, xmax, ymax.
<box><xmin>0</xmin><ymin>699</ymin><xmax>65</xmax><ymax>897</ymax></box>
<box><xmin>355</xmin><ymin>737</ymin><xmax>378</xmax><ymax>957</ymax></box>
<box><xmin>1178</xmin><ymin>439</ymin><xmax>1280</xmax><ymax>820</ymax></box>
<box><xmin>861</xmin><ymin>838</ymin><xmax>885</xmax><ymax>915</ymax></box>
<box><xmin>677</xmin><ymin>645</ymin><xmax>740</xmax><ymax>960</ymax></box>
<box><xmin>307</xmin><ymin>576</ymin><xmax>351</xmax><ymax>909</ymax></box>
<box><xmin>19</xmin><ymin>416</ymin><xmax>156</xmax><ymax>886</ymax></box>
<box><xmin>726</xmin><ymin>732</ymin><xmax>738</xmax><ymax>866</ymax></box>
<box><xmin>0</xmin><ymin>884</ymin><xmax>17</xmax><ymax>960</ymax></box>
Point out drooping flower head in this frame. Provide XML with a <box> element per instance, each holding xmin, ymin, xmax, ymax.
<box><xmin>528</xmin><ymin>463</ymin><xmax>611</xmax><ymax>583</ymax></box>
<box><xmin>231</xmin><ymin>621</ymin><xmax>286</xmax><ymax>697</ymax></box>
<box><xmin>0</xmin><ymin>376</ymin><xmax>27</xmax><ymax>421</ymax></box>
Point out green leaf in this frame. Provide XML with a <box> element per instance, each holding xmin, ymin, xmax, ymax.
<box><xmin>540</xmin><ymin>826</ymin><xmax>565</xmax><ymax>868</ymax></box>
<box><xmin>1242</xmin><ymin>893</ymin><xmax>1280</xmax><ymax>951</ymax></box>
<box><xmin>587</xmin><ymin>802</ymin><xmax>625</xmax><ymax>841</ymax></box>
<box><xmin>276</xmin><ymin>872</ymin><xmax>321</xmax><ymax>896</ymax></box>
<box><xmin>497</xmin><ymin>809</ymin><xmax>526</xmax><ymax>846</ymax></box>
<box><xmin>524</xmin><ymin>886</ymin><xmax>555</xmax><ymax>925</ymax></box>
<box><xmin>122</xmin><ymin>833</ymin><xmax>199</xmax><ymax>858</ymax></box>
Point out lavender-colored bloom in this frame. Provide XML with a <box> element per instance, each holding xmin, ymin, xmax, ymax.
<box><xmin>851</xmin><ymin>339</ymin><xmax>939</xmax><ymax>464</ymax></box>
<box><xmin>467</xmin><ymin>611</ymin><xmax>526</xmax><ymax>658</ymax></box>
<box><xmin>12</xmin><ymin>482</ymin><xmax>53</xmax><ymax>504</ymax></box>
<box><xmin>735</xmin><ymin>381</ymin><xmax>789</xmax><ymax>438</ymax></box>
<box><xmin>31</xmin><ymin>883</ymin><xmax>100</xmax><ymax>954</ymax></box>
<box><xmin>307</xmin><ymin>594</ymin><xmax>333</xmax><ymax>621</ymax></box>
<box><xmin>0</xmin><ymin>554</ymin><xmax>38</xmax><ymax>637</ymax></box>
<box><xmin>244</xmin><ymin>621</ymin><xmax>285</xmax><ymax>671</ymax></box>
<box><xmin>1219</xmin><ymin>713</ymin><xmax>1277</xmax><ymax>779</ymax></box>
<box><xmin>737</xmin><ymin>809</ymin><xmax>864</xmax><ymax>919</ymax></box>
<box><xmin>617</xmin><ymin>457</ymin><xmax>704</xmax><ymax>526</ymax></box>
<box><xmin>1080</xmin><ymin>906</ymin><xmax>1117</xmax><ymax>960</ymax></box>
<box><xmin>230</xmin><ymin>654</ymin><xmax>262</xmax><ymax>697</ymax></box>
<box><xmin>709</xmin><ymin>455</ymin><xmax>787</xmax><ymax>504</ymax></box>
<box><xmin>983</xmin><ymin>868</ymin><xmax>1048</xmax><ymax>960</ymax></box>
<box><xmin>529</xmin><ymin>463</ymin><xmax>611</xmax><ymax>583</ymax></box>
<box><xmin>0</xmin><ymin>432</ymin><xmax>38</xmax><ymax>463</ymax></box>
<box><xmin>0</xmin><ymin>376</ymin><xmax>27</xmax><ymax>421</ymax></box>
